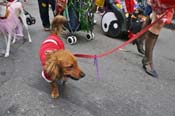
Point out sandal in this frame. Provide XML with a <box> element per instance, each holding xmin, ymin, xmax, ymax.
<box><xmin>142</xmin><ymin>60</ymin><xmax>158</xmax><ymax>78</ymax></box>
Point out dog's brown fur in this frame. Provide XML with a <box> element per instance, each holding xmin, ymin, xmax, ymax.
<box><xmin>43</xmin><ymin>15</ymin><xmax>85</xmax><ymax>98</ymax></box>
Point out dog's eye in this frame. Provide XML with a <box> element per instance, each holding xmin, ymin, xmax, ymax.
<box><xmin>66</xmin><ymin>65</ymin><xmax>74</xmax><ymax>69</ymax></box>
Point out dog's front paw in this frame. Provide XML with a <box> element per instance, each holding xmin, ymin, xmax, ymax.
<box><xmin>51</xmin><ymin>90</ymin><xmax>59</xmax><ymax>98</ymax></box>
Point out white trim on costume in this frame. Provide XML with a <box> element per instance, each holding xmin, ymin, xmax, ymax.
<box><xmin>43</xmin><ymin>39</ymin><xmax>58</xmax><ymax>45</ymax></box>
<box><xmin>42</xmin><ymin>70</ymin><xmax>52</xmax><ymax>83</ymax></box>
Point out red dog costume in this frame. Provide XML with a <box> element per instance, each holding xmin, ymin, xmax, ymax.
<box><xmin>39</xmin><ymin>34</ymin><xmax>64</xmax><ymax>82</ymax></box>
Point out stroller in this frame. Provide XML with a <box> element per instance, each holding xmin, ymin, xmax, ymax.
<box><xmin>101</xmin><ymin>0</ymin><xmax>145</xmax><ymax>39</ymax></box>
<box><xmin>24</xmin><ymin>9</ymin><xmax>36</xmax><ymax>25</ymax></box>
<box><xmin>63</xmin><ymin>0</ymin><xmax>95</xmax><ymax>45</ymax></box>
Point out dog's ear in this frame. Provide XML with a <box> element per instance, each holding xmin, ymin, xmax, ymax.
<box><xmin>44</xmin><ymin>54</ymin><xmax>62</xmax><ymax>81</ymax></box>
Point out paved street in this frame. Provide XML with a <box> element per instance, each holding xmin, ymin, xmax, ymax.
<box><xmin>0</xmin><ymin>1</ymin><xmax>175</xmax><ymax>116</ymax></box>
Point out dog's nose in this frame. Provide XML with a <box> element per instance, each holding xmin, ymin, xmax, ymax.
<box><xmin>80</xmin><ymin>72</ymin><xmax>85</xmax><ymax>78</ymax></box>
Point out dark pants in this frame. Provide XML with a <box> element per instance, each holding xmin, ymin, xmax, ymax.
<box><xmin>38</xmin><ymin>0</ymin><xmax>55</xmax><ymax>28</ymax></box>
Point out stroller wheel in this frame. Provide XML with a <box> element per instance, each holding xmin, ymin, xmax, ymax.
<box><xmin>91</xmin><ymin>32</ymin><xmax>95</xmax><ymax>39</ymax></box>
<box><xmin>67</xmin><ymin>36</ymin><xmax>77</xmax><ymax>45</ymax></box>
<box><xmin>26</xmin><ymin>17</ymin><xmax>32</xmax><ymax>25</ymax></box>
<box><xmin>72</xmin><ymin>36</ymin><xmax>77</xmax><ymax>43</ymax></box>
<box><xmin>31</xmin><ymin>17</ymin><xmax>36</xmax><ymax>24</ymax></box>
<box><xmin>86</xmin><ymin>32</ymin><xmax>95</xmax><ymax>40</ymax></box>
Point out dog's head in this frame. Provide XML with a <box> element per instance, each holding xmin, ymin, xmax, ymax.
<box><xmin>44</xmin><ymin>50</ymin><xmax>85</xmax><ymax>81</ymax></box>
<box><xmin>51</xmin><ymin>15</ymin><xmax>67</xmax><ymax>35</ymax></box>
<box><xmin>132</xmin><ymin>8</ymin><xmax>144</xmax><ymax>18</ymax></box>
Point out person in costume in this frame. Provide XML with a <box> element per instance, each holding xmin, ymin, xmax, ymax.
<box><xmin>140</xmin><ymin>0</ymin><xmax>175</xmax><ymax>77</ymax></box>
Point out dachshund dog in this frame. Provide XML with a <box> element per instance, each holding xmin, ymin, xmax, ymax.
<box><xmin>39</xmin><ymin>15</ymin><xmax>85</xmax><ymax>98</ymax></box>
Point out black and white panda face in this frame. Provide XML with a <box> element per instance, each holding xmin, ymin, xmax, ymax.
<box><xmin>101</xmin><ymin>11</ymin><xmax>122</xmax><ymax>38</ymax></box>
<box><xmin>101</xmin><ymin>12</ymin><xmax>118</xmax><ymax>33</ymax></box>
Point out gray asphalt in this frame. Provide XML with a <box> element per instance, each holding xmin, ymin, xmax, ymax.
<box><xmin>0</xmin><ymin>1</ymin><xmax>175</xmax><ymax>116</ymax></box>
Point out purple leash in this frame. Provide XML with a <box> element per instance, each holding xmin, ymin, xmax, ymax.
<box><xmin>93</xmin><ymin>55</ymin><xmax>101</xmax><ymax>80</ymax></box>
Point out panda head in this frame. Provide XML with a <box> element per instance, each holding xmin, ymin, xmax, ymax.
<box><xmin>102</xmin><ymin>12</ymin><xmax>118</xmax><ymax>33</ymax></box>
